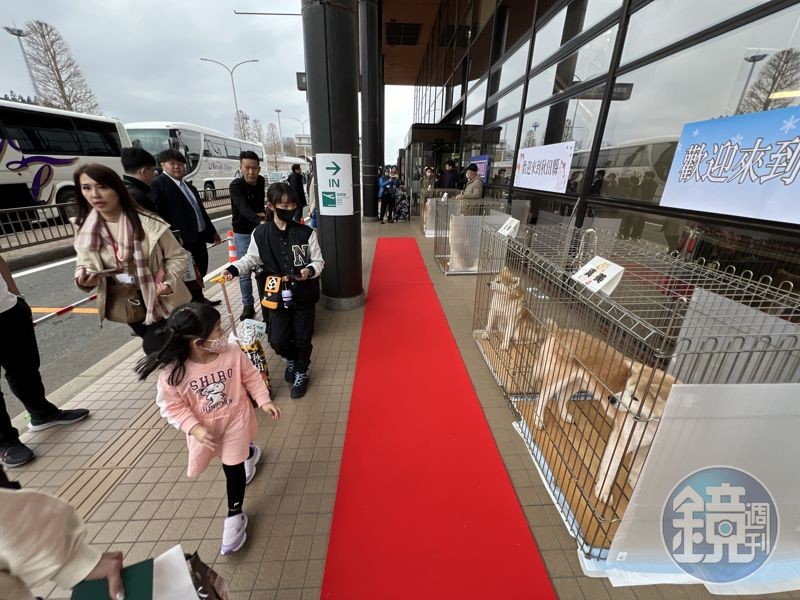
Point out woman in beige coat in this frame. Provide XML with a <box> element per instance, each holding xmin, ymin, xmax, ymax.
<box><xmin>72</xmin><ymin>164</ymin><xmax>191</xmax><ymax>338</ymax></box>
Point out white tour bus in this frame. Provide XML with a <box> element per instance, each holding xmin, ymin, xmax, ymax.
<box><xmin>0</xmin><ymin>99</ymin><xmax>130</xmax><ymax>209</ymax></box>
<box><xmin>570</xmin><ymin>136</ymin><xmax>678</xmax><ymax>201</ymax></box>
<box><xmin>125</xmin><ymin>122</ymin><xmax>264</xmax><ymax>195</ymax></box>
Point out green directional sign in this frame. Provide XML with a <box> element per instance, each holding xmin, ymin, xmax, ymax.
<box><xmin>317</xmin><ymin>153</ymin><xmax>353</xmax><ymax>216</ymax></box>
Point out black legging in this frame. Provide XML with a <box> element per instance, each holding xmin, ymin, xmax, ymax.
<box><xmin>222</xmin><ymin>462</ymin><xmax>246</xmax><ymax>516</ymax></box>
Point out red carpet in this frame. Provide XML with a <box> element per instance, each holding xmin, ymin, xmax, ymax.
<box><xmin>321</xmin><ymin>238</ymin><xmax>556</xmax><ymax>599</ymax></box>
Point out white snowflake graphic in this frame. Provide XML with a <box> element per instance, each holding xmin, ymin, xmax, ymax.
<box><xmin>692</xmin><ymin>129</ymin><xmax>701</xmax><ymax>137</ymax></box>
<box><xmin>780</xmin><ymin>115</ymin><xmax>799</xmax><ymax>134</ymax></box>
<box><xmin>731</xmin><ymin>134</ymin><xmax>744</xmax><ymax>145</ymax></box>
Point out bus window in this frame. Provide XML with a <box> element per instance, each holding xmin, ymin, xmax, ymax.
<box><xmin>651</xmin><ymin>141</ymin><xmax>677</xmax><ymax>182</ymax></box>
<box><xmin>1</xmin><ymin>109</ymin><xmax>81</xmax><ymax>155</ymax></box>
<box><xmin>206</xmin><ymin>136</ymin><xmax>226</xmax><ymax>158</ymax></box>
<box><xmin>176</xmin><ymin>129</ymin><xmax>201</xmax><ymax>172</ymax></box>
<box><xmin>74</xmin><ymin>118</ymin><xmax>121</xmax><ymax>156</ymax></box>
<box><xmin>127</xmin><ymin>129</ymin><xmax>173</xmax><ymax>157</ymax></box>
<box><xmin>225</xmin><ymin>141</ymin><xmax>242</xmax><ymax>160</ymax></box>
<box><xmin>621</xmin><ymin>145</ymin><xmax>646</xmax><ymax>167</ymax></box>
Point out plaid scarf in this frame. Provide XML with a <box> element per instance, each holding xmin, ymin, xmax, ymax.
<box><xmin>76</xmin><ymin>210</ymin><xmax>169</xmax><ymax>324</ymax></box>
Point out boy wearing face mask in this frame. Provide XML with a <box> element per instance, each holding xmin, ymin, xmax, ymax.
<box><xmin>222</xmin><ymin>183</ymin><xmax>325</xmax><ymax>399</ymax></box>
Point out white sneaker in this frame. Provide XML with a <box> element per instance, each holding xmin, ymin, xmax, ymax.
<box><xmin>245</xmin><ymin>443</ymin><xmax>262</xmax><ymax>485</ymax></box>
<box><xmin>220</xmin><ymin>513</ymin><xmax>248</xmax><ymax>555</ymax></box>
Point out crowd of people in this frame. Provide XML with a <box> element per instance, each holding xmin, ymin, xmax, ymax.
<box><xmin>0</xmin><ymin>148</ymin><xmax>324</xmax><ymax>598</ymax></box>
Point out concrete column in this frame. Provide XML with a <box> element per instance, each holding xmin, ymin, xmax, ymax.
<box><xmin>302</xmin><ymin>0</ymin><xmax>365</xmax><ymax>310</ymax></box>
<box><xmin>359</xmin><ymin>0</ymin><xmax>380</xmax><ymax>221</ymax></box>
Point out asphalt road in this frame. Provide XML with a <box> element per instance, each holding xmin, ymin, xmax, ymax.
<box><xmin>5</xmin><ymin>214</ymin><xmax>234</xmax><ymax>422</ymax></box>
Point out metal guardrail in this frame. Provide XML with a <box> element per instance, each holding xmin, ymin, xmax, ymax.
<box><xmin>0</xmin><ymin>203</ymin><xmax>77</xmax><ymax>251</ymax></box>
<box><xmin>0</xmin><ymin>187</ymin><xmax>233</xmax><ymax>252</ymax></box>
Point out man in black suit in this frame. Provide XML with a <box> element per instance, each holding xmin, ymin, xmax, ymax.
<box><xmin>287</xmin><ymin>163</ymin><xmax>307</xmax><ymax>221</ymax></box>
<box><xmin>149</xmin><ymin>149</ymin><xmax>222</xmax><ymax>305</ymax></box>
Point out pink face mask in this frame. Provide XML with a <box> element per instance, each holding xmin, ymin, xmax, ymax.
<box><xmin>202</xmin><ymin>335</ymin><xmax>228</xmax><ymax>353</ymax></box>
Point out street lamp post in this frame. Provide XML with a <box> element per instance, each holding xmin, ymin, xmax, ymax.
<box><xmin>200</xmin><ymin>58</ymin><xmax>259</xmax><ymax>136</ymax></box>
<box><xmin>288</xmin><ymin>116</ymin><xmax>309</xmax><ymax>134</ymax></box>
<box><xmin>274</xmin><ymin>109</ymin><xmax>285</xmax><ymax>154</ymax></box>
<box><xmin>4</xmin><ymin>26</ymin><xmax>38</xmax><ymax>101</ymax></box>
<box><xmin>735</xmin><ymin>52</ymin><xmax>768</xmax><ymax>114</ymax></box>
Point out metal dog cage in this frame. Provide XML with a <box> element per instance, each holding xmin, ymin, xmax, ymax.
<box><xmin>433</xmin><ymin>197</ymin><xmax>509</xmax><ymax>275</ymax></box>
<box><xmin>472</xmin><ymin>223</ymin><xmax>800</xmax><ymax>557</ymax></box>
<box><xmin>419</xmin><ymin>188</ymin><xmax>461</xmax><ymax>237</ymax></box>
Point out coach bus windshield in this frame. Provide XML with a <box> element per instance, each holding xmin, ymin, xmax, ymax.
<box><xmin>127</xmin><ymin>128</ymin><xmax>200</xmax><ymax>173</ymax></box>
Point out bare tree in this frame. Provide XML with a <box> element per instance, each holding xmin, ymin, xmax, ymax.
<box><xmin>739</xmin><ymin>49</ymin><xmax>800</xmax><ymax>114</ymax></box>
<box><xmin>22</xmin><ymin>20</ymin><xmax>100</xmax><ymax>114</ymax></box>
<box><xmin>234</xmin><ymin>109</ymin><xmax>252</xmax><ymax>140</ymax></box>
<box><xmin>251</xmin><ymin>119</ymin><xmax>265</xmax><ymax>145</ymax></box>
<box><xmin>283</xmin><ymin>137</ymin><xmax>298</xmax><ymax>156</ymax></box>
<box><xmin>264</xmin><ymin>123</ymin><xmax>281</xmax><ymax>171</ymax></box>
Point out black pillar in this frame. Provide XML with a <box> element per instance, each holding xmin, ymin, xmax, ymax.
<box><xmin>302</xmin><ymin>0</ymin><xmax>365</xmax><ymax>310</ymax></box>
<box><xmin>359</xmin><ymin>0</ymin><xmax>379</xmax><ymax>221</ymax></box>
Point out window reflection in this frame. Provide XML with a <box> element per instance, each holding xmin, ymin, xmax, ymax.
<box><xmin>597</xmin><ymin>4</ymin><xmax>800</xmax><ymax>204</ymax></box>
<box><xmin>485</xmin><ymin>118</ymin><xmax>519</xmax><ymax>187</ymax></box>
<box><xmin>531</xmin><ymin>0</ymin><xmax>621</xmax><ymax>69</ymax></box>
<box><xmin>622</xmin><ymin>0</ymin><xmax>772</xmax><ymax>65</ymax></box>
<box><xmin>585</xmin><ymin>204</ymin><xmax>800</xmax><ymax>286</ymax></box>
<box><xmin>486</xmin><ymin>85</ymin><xmax>524</xmax><ymax>123</ymax></box>
<box><xmin>520</xmin><ymin>85</ymin><xmax>604</xmax><ymax>192</ymax></box>
<box><xmin>527</xmin><ymin>25</ymin><xmax>617</xmax><ymax>109</ymax></box>
<box><xmin>496</xmin><ymin>40</ymin><xmax>531</xmax><ymax>93</ymax></box>
<box><xmin>466</xmin><ymin>79</ymin><xmax>488</xmax><ymax>116</ymax></box>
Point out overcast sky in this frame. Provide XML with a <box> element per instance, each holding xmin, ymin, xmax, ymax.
<box><xmin>1</xmin><ymin>0</ymin><xmax>413</xmax><ymax>163</ymax></box>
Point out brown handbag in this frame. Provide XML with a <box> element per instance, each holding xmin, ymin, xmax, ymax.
<box><xmin>104</xmin><ymin>278</ymin><xmax>146</xmax><ymax>323</ymax></box>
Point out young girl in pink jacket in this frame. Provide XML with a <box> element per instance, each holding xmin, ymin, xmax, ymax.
<box><xmin>136</xmin><ymin>302</ymin><xmax>281</xmax><ymax>556</ymax></box>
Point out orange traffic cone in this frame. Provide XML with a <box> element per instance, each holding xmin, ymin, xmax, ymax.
<box><xmin>227</xmin><ymin>230</ymin><xmax>237</xmax><ymax>263</ymax></box>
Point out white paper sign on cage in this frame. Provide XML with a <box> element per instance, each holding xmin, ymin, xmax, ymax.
<box><xmin>497</xmin><ymin>216</ymin><xmax>520</xmax><ymax>238</ymax></box>
<box><xmin>571</xmin><ymin>255</ymin><xmax>624</xmax><ymax>295</ymax></box>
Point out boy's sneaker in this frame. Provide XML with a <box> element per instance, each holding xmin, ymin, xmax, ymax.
<box><xmin>284</xmin><ymin>360</ymin><xmax>295</xmax><ymax>383</ymax></box>
<box><xmin>0</xmin><ymin>442</ymin><xmax>34</xmax><ymax>468</ymax></box>
<box><xmin>28</xmin><ymin>408</ymin><xmax>89</xmax><ymax>432</ymax></box>
<box><xmin>290</xmin><ymin>371</ymin><xmax>310</xmax><ymax>399</ymax></box>
<box><xmin>244</xmin><ymin>443</ymin><xmax>262</xmax><ymax>484</ymax></box>
<box><xmin>220</xmin><ymin>513</ymin><xmax>248</xmax><ymax>555</ymax></box>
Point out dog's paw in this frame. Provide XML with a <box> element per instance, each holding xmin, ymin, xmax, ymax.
<box><xmin>481</xmin><ymin>329</ymin><xmax>490</xmax><ymax>340</ymax></box>
<box><xmin>595</xmin><ymin>481</ymin><xmax>613</xmax><ymax>506</ymax></box>
<box><xmin>561</xmin><ymin>408</ymin><xmax>575</xmax><ymax>424</ymax></box>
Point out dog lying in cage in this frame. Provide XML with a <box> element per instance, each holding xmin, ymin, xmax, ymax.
<box><xmin>482</xmin><ymin>266</ymin><xmax>526</xmax><ymax>350</ymax></box>
<box><xmin>532</xmin><ymin>323</ymin><xmax>630</xmax><ymax>427</ymax></box>
<box><xmin>529</xmin><ymin>322</ymin><xmax>678</xmax><ymax>504</ymax></box>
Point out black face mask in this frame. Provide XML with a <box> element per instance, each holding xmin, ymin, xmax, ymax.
<box><xmin>275</xmin><ymin>207</ymin><xmax>295</xmax><ymax>222</ymax></box>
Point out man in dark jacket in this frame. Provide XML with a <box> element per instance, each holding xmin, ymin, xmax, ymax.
<box><xmin>223</xmin><ymin>182</ymin><xmax>324</xmax><ymax>399</ymax></box>
<box><xmin>121</xmin><ymin>147</ymin><xmax>157</xmax><ymax>210</ymax></box>
<box><xmin>437</xmin><ymin>159</ymin><xmax>459</xmax><ymax>189</ymax></box>
<box><xmin>286</xmin><ymin>164</ymin><xmax>307</xmax><ymax>221</ymax></box>
<box><xmin>149</xmin><ymin>149</ymin><xmax>221</xmax><ymax>305</ymax></box>
<box><xmin>229</xmin><ymin>151</ymin><xmax>266</xmax><ymax>320</ymax></box>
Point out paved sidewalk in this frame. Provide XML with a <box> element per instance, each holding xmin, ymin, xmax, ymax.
<box><xmin>9</xmin><ymin>222</ymin><xmax>798</xmax><ymax>599</ymax></box>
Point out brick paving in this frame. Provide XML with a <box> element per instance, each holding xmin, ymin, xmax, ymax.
<box><xmin>10</xmin><ymin>221</ymin><xmax>799</xmax><ymax>599</ymax></box>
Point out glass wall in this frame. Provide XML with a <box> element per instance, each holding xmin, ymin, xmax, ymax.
<box><xmin>408</xmin><ymin>0</ymin><xmax>800</xmax><ymax>278</ymax></box>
